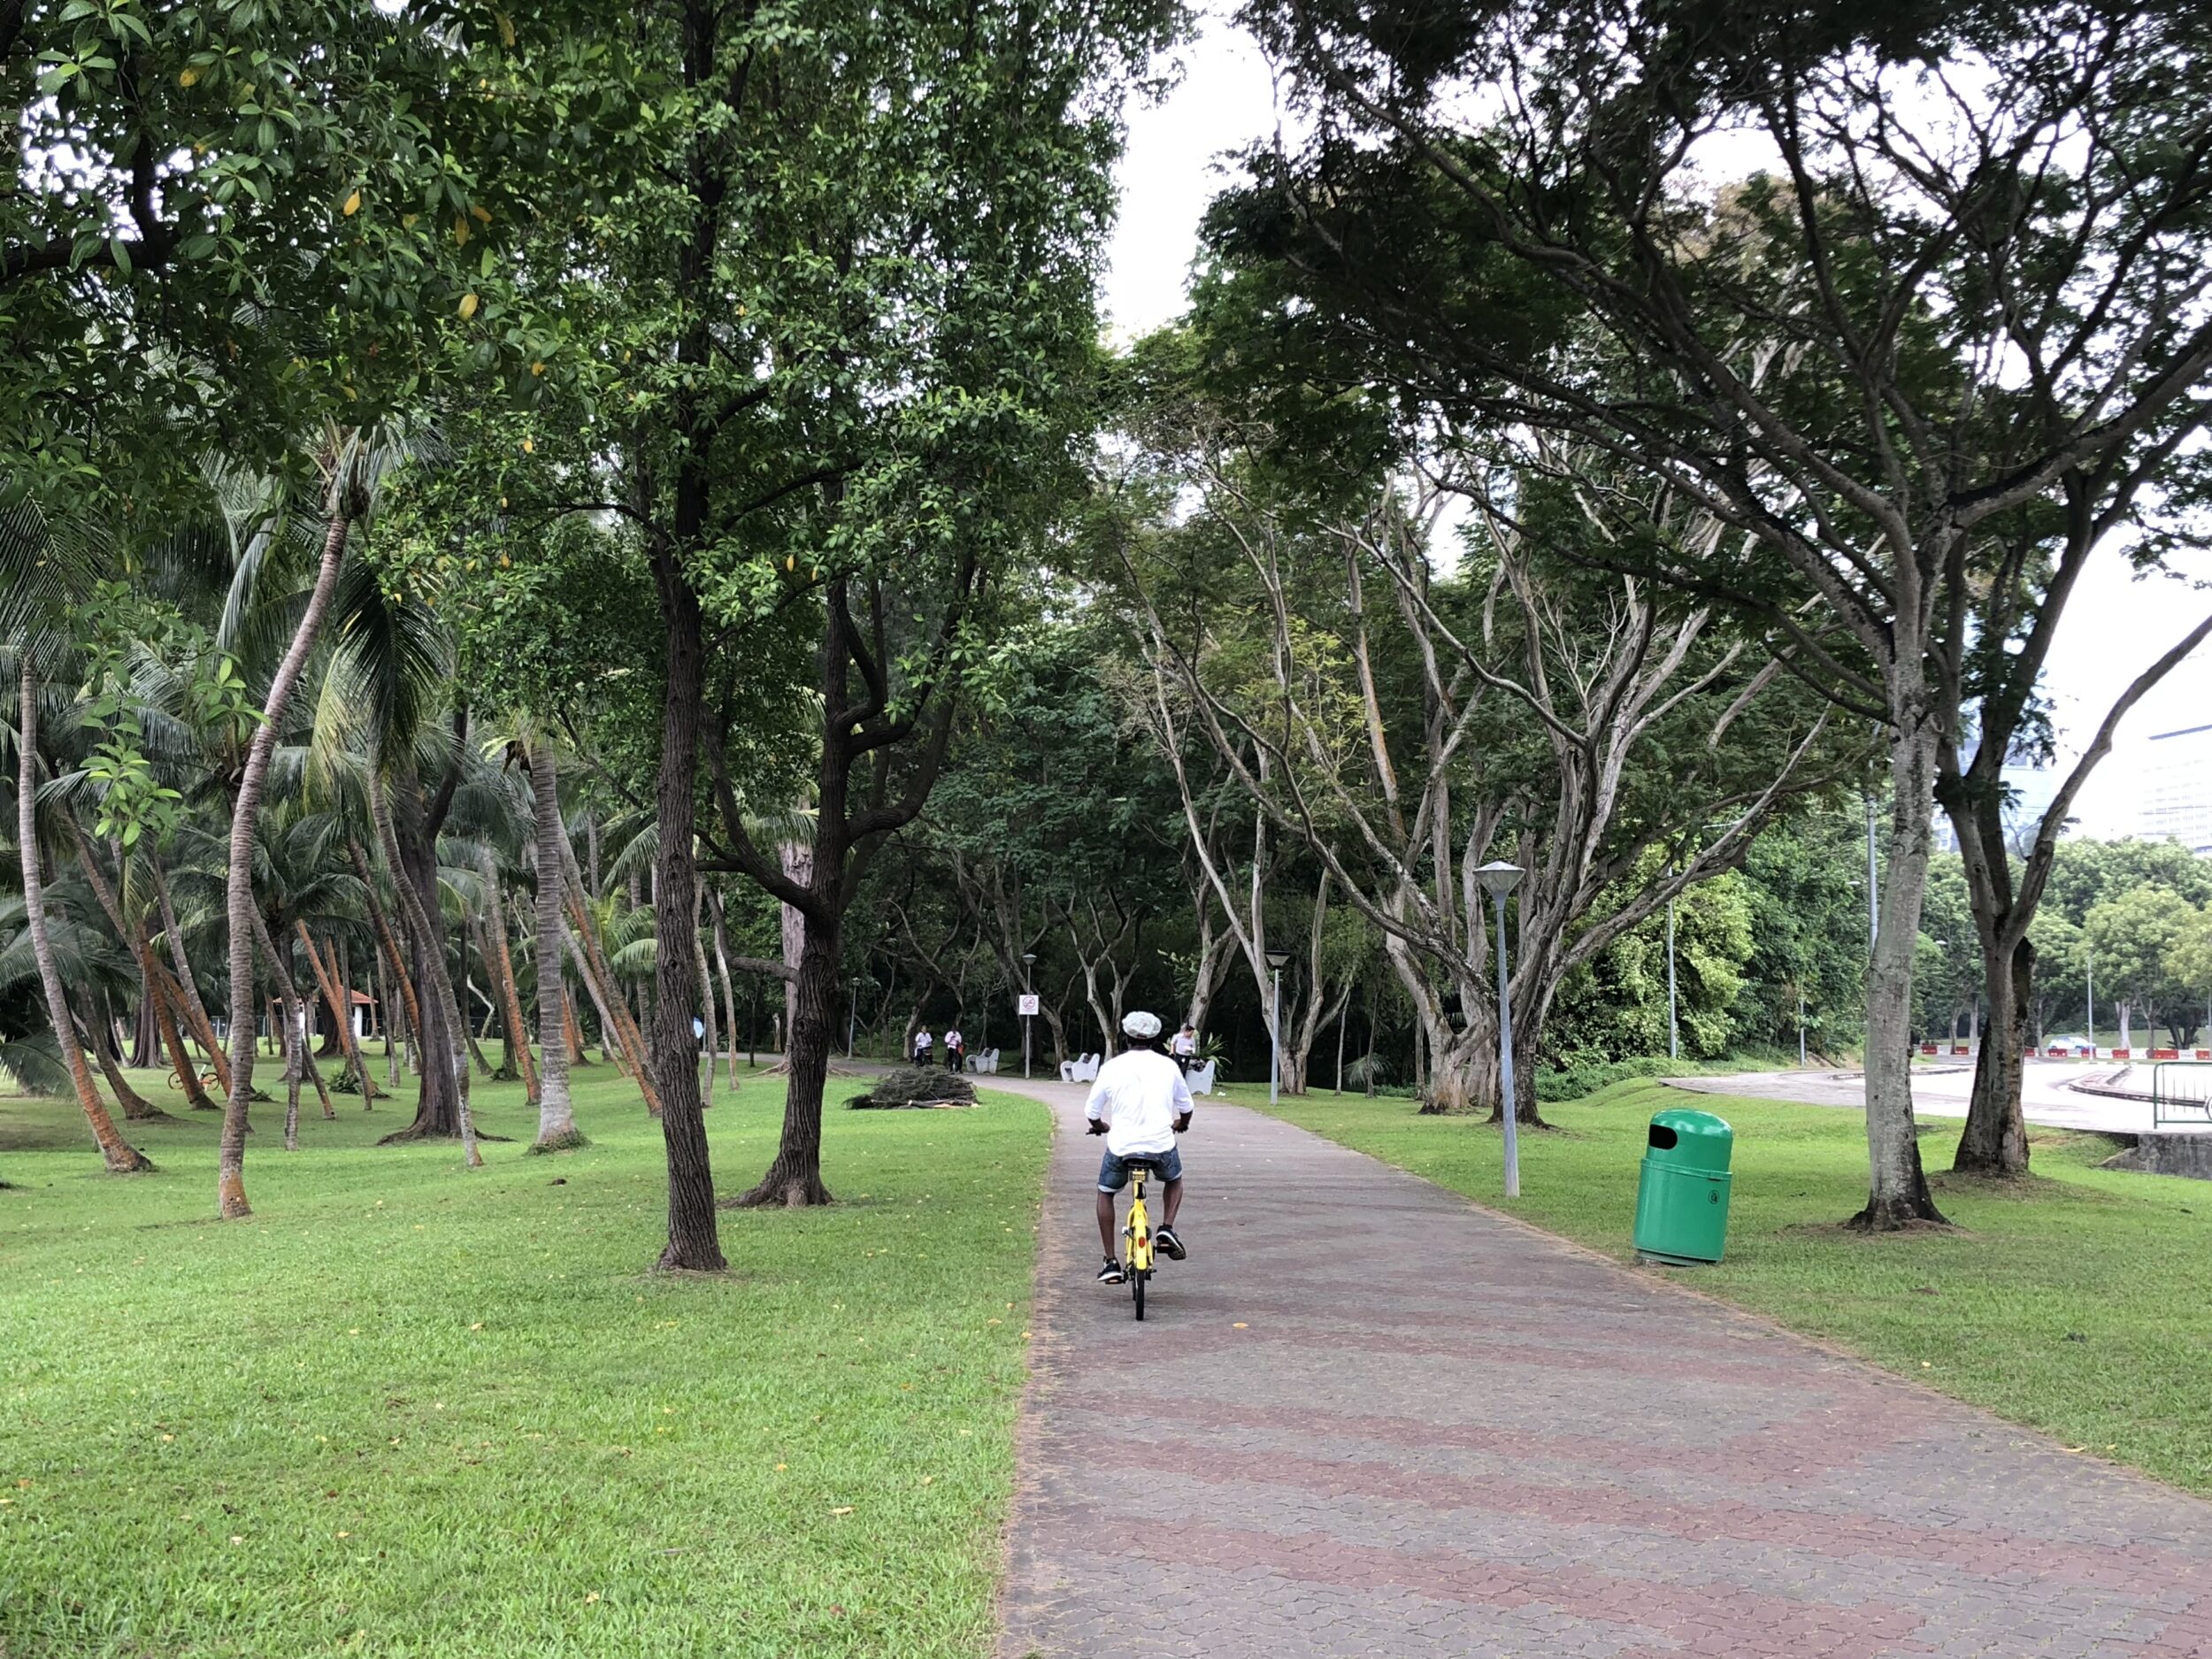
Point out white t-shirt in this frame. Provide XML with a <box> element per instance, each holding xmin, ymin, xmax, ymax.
<box><xmin>1085</xmin><ymin>1048</ymin><xmax>1195</xmax><ymax>1156</ymax></box>
<box><xmin>944</xmin><ymin>1028</ymin><xmax>963</xmax><ymax>1048</ymax></box>
<box><xmin>1171</xmin><ymin>1030</ymin><xmax>1196</xmax><ymax>1056</ymax></box>
<box><xmin>914</xmin><ymin>1031</ymin><xmax>933</xmax><ymax>1051</ymax></box>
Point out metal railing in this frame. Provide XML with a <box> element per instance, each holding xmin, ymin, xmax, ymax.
<box><xmin>2150</xmin><ymin>1061</ymin><xmax>2212</xmax><ymax>1128</ymax></box>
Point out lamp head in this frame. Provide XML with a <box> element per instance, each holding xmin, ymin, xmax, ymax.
<box><xmin>1264</xmin><ymin>949</ymin><xmax>1291</xmax><ymax>972</ymax></box>
<box><xmin>1472</xmin><ymin>860</ymin><xmax>1523</xmax><ymax>897</ymax></box>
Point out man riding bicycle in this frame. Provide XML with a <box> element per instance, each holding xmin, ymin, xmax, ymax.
<box><xmin>1086</xmin><ymin>1010</ymin><xmax>1192</xmax><ymax>1284</ymax></box>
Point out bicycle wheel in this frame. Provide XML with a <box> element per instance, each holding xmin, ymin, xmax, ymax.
<box><xmin>1132</xmin><ymin>1269</ymin><xmax>1146</xmax><ymax>1321</ymax></box>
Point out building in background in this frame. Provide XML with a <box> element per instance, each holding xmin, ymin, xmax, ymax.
<box><xmin>2138</xmin><ymin>723</ymin><xmax>2212</xmax><ymax>854</ymax></box>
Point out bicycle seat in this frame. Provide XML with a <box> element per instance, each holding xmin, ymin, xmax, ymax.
<box><xmin>1121</xmin><ymin>1156</ymin><xmax>1169</xmax><ymax>1178</ymax></box>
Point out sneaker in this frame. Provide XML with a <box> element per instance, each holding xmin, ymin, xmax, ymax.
<box><xmin>1154</xmin><ymin>1225</ymin><xmax>1186</xmax><ymax>1261</ymax></box>
<box><xmin>1096</xmin><ymin>1257</ymin><xmax>1125</xmax><ymax>1284</ymax></box>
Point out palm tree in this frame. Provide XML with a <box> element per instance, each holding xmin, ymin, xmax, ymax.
<box><xmin>219</xmin><ymin>429</ymin><xmax>386</xmax><ymax>1218</ymax></box>
<box><xmin>16</xmin><ymin>660</ymin><xmax>153</xmax><ymax>1171</ymax></box>
<box><xmin>524</xmin><ymin>734</ymin><xmax>582</xmax><ymax>1150</ymax></box>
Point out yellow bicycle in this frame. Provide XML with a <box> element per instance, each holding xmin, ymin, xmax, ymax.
<box><xmin>1121</xmin><ymin>1156</ymin><xmax>1166</xmax><ymax>1321</ymax></box>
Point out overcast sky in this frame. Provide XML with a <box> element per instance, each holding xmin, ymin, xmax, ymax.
<box><xmin>1099</xmin><ymin>15</ymin><xmax>2212</xmax><ymax>838</ymax></box>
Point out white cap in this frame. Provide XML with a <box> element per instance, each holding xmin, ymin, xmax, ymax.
<box><xmin>1121</xmin><ymin>1010</ymin><xmax>1162</xmax><ymax>1040</ymax></box>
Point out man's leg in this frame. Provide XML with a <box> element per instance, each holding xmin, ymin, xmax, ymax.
<box><xmin>1161</xmin><ymin>1176</ymin><xmax>1182</xmax><ymax>1228</ymax></box>
<box><xmin>1096</xmin><ymin>1189</ymin><xmax>1118</xmax><ymax>1257</ymax></box>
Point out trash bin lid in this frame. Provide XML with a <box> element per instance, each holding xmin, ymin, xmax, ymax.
<box><xmin>1646</xmin><ymin>1107</ymin><xmax>1733</xmax><ymax>1171</ymax></box>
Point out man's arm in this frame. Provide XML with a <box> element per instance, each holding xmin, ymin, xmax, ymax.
<box><xmin>1086</xmin><ymin>1075</ymin><xmax>1110</xmax><ymax>1133</ymax></box>
<box><xmin>1171</xmin><ymin>1069</ymin><xmax>1194</xmax><ymax>1131</ymax></box>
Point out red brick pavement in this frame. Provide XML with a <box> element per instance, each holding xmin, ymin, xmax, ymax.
<box><xmin>992</xmin><ymin>1080</ymin><xmax>2212</xmax><ymax>1659</ymax></box>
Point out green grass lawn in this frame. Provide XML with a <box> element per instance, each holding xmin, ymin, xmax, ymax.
<box><xmin>1230</xmin><ymin>1079</ymin><xmax>2212</xmax><ymax>1499</ymax></box>
<box><xmin>0</xmin><ymin>1056</ymin><xmax>1046</xmax><ymax>1659</ymax></box>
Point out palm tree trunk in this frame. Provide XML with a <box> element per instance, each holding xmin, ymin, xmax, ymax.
<box><xmin>87</xmin><ymin>996</ymin><xmax>166</xmax><ymax>1121</ymax></box>
<box><xmin>348</xmin><ymin>835</ymin><xmax>422</xmax><ymax>1045</ymax></box>
<box><xmin>478</xmin><ymin>849</ymin><xmax>539</xmax><ymax>1102</ymax></box>
<box><xmin>147</xmin><ymin>851</ymin><xmax>229</xmax><ymax>1093</ymax></box>
<box><xmin>63</xmin><ymin>814</ymin><xmax>222</xmax><ymax>1116</ymax></box>
<box><xmin>145</xmin><ymin>948</ymin><xmax>222</xmax><ymax>1110</ymax></box>
<box><xmin>249</xmin><ymin>906</ymin><xmax>333</xmax><ymax>1123</ymax></box>
<box><xmin>562</xmin><ymin>871</ymin><xmax>660</xmax><ymax>1110</ymax></box>
<box><xmin>17</xmin><ymin>663</ymin><xmax>152</xmax><ymax>1171</ymax></box>
<box><xmin>563</xmin><ymin>992</ymin><xmax>589</xmax><ymax>1066</ymax></box>
<box><xmin>526</xmin><ymin>739</ymin><xmax>580</xmax><ymax>1150</ymax></box>
<box><xmin>694</xmin><ymin>884</ymin><xmax>716</xmax><ymax>1106</ymax></box>
<box><xmin>371</xmin><ymin>766</ymin><xmax>480</xmax><ymax>1166</ymax></box>
<box><xmin>296</xmin><ymin>920</ymin><xmax>378</xmax><ymax>1104</ymax></box>
<box><xmin>562</xmin><ymin>918</ymin><xmax>626</xmax><ymax>1071</ymax></box>
<box><xmin>219</xmin><ymin>495</ymin><xmax>352</xmax><ymax>1216</ymax></box>
<box><xmin>708</xmin><ymin>890</ymin><xmax>740</xmax><ymax>1089</ymax></box>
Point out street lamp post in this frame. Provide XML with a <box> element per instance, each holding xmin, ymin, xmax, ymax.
<box><xmin>1265</xmin><ymin>949</ymin><xmax>1291</xmax><ymax>1105</ymax></box>
<box><xmin>847</xmin><ymin>976</ymin><xmax>856</xmax><ymax>1059</ymax></box>
<box><xmin>1798</xmin><ymin>983</ymin><xmax>1807</xmax><ymax>1069</ymax></box>
<box><xmin>1473</xmin><ymin>860</ymin><xmax>1524</xmax><ymax>1199</ymax></box>
<box><xmin>2086</xmin><ymin>945</ymin><xmax>2095</xmax><ymax>1056</ymax></box>
<box><xmin>1021</xmin><ymin>952</ymin><xmax>1037</xmax><ymax>1080</ymax></box>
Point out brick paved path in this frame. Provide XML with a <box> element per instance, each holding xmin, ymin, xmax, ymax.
<box><xmin>992</xmin><ymin>1081</ymin><xmax>2212</xmax><ymax>1658</ymax></box>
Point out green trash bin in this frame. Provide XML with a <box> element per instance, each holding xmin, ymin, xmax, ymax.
<box><xmin>1633</xmin><ymin>1108</ymin><xmax>1733</xmax><ymax>1265</ymax></box>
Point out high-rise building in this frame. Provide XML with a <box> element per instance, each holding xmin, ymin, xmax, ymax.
<box><xmin>2139</xmin><ymin>723</ymin><xmax>2212</xmax><ymax>854</ymax></box>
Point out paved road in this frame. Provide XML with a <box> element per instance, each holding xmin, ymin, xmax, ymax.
<box><xmin>1669</xmin><ymin>1061</ymin><xmax>2212</xmax><ymax>1136</ymax></box>
<box><xmin>990</xmin><ymin>1079</ymin><xmax>2212</xmax><ymax>1658</ymax></box>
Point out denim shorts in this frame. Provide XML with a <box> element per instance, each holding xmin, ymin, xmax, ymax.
<box><xmin>1097</xmin><ymin>1146</ymin><xmax>1182</xmax><ymax>1193</ymax></box>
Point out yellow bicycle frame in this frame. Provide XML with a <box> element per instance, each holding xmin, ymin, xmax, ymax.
<box><xmin>1125</xmin><ymin>1166</ymin><xmax>1154</xmax><ymax>1273</ymax></box>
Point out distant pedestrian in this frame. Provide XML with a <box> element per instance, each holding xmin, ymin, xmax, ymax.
<box><xmin>944</xmin><ymin>1026</ymin><xmax>965</xmax><ymax>1072</ymax></box>
<box><xmin>1171</xmin><ymin>1023</ymin><xmax>1198</xmax><ymax>1075</ymax></box>
<box><xmin>913</xmin><ymin>1027</ymin><xmax>934</xmax><ymax>1065</ymax></box>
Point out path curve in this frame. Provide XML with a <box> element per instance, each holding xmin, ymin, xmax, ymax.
<box><xmin>990</xmin><ymin>1078</ymin><xmax>2212</xmax><ymax>1659</ymax></box>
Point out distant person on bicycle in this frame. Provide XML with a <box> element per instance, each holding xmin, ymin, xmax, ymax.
<box><xmin>943</xmin><ymin>1025</ymin><xmax>964</xmax><ymax>1072</ymax></box>
<box><xmin>1085</xmin><ymin>1010</ymin><xmax>1192</xmax><ymax>1284</ymax></box>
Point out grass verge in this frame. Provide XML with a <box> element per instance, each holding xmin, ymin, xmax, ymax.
<box><xmin>0</xmin><ymin>1060</ymin><xmax>1045</xmax><ymax>1658</ymax></box>
<box><xmin>1231</xmin><ymin>1078</ymin><xmax>2212</xmax><ymax>1498</ymax></box>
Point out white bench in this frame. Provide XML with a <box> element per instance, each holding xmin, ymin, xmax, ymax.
<box><xmin>1185</xmin><ymin>1058</ymin><xmax>1217</xmax><ymax>1096</ymax></box>
<box><xmin>1060</xmin><ymin>1052</ymin><xmax>1101</xmax><ymax>1084</ymax></box>
<box><xmin>969</xmin><ymin>1048</ymin><xmax>1000</xmax><ymax>1075</ymax></box>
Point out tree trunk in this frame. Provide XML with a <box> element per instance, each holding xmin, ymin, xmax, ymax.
<box><xmin>349</xmin><ymin>835</ymin><xmax>422</xmax><ymax>1052</ymax></box>
<box><xmin>372</xmin><ymin>767</ymin><xmax>480</xmax><ymax>1166</ymax></box>
<box><xmin>708</xmin><ymin>889</ymin><xmax>740</xmax><ymax>1089</ymax></box>
<box><xmin>695</xmin><ymin>884</ymin><xmax>717</xmax><ymax>1107</ymax></box>
<box><xmin>219</xmin><ymin>501</ymin><xmax>350</xmax><ymax>1214</ymax></box>
<box><xmin>376</xmin><ymin>950</ymin><xmax>401</xmax><ymax>1088</ymax></box>
<box><xmin>735</xmin><ymin>915</ymin><xmax>841</xmax><ymax>1208</ymax></box>
<box><xmin>1855</xmin><ymin>715</ymin><xmax>1947</xmax><ymax>1230</ymax></box>
<box><xmin>129</xmin><ymin>972</ymin><xmax>156</xmax><ymax>1067</ymax></box>
<box><xmin>379</xmin><ymin>767</ymin><xmax>470</xmax><ymax>1140</ymax></box>
<box><xmin>149</xmin><ymin>852</ymin><xmax>230</xmax><ymax>1094</ymax></box>
<box><xmin>88</xmin><ymin>998</ymin><xmax>165</xmax><ymax>1121</ymax></box>
<box><xmin>19</xmin><ymin>670</ymin><xmax>154</xmax><ymax>1170</ymax></box>
<box><xmin>146</xmin><ymin>950</ymin><xmax>222</xmax><ymax>1110</ymax></box>
<box><xmin>557</xmin><ymin>833</ymin><xmax>657</xmax><ymax>1100</ymax></box>
<box><xmin>563</xmin><ymin>917</ymin><xmax>629</xmax><ymax>1074</ymax></box>
<box><xmin>645</xmin><ymin>541</ymin><xmax>726</xmax><ymax>1270</ymax></box>
<box><xmin>526</xmin><ymin>738</ymin><xmax>581</xmax><ymax>1152</ymax></box>
<box><xmin>296</xmin><ymin>921</ymin><xmax>377</xmax><ymax>1106</ymax></box>
<box><xmin>1955</xmin><ymin>933</ymin><xmax>2032</xmax><ymax>1176</ymax></box>
<box><xmin>479</xmin><ymin>851</ymin><xmax>539</xmax><ymax>1104</ymax></box>
<box><xmin>250</xmin><ymin>907</ymin><xmax>334</xmax><ymax>1123</ymax></box>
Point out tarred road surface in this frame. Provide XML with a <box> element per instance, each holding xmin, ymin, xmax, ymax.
<box><xmin>992</xmin><ymin>1080</ymin><xmax>2212</xmax><ymax>1659</ymax></box>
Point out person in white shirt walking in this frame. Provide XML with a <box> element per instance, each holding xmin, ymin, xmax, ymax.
<box><xmin>1170</xmin><ymin>1022</ymin><xmax>1198</xmax><ymax>1073</ymax></box>
<box><xmin>943</xmin><ymin>1026</ymin><xmax>964</xmax><ymax>1072</ymax></box>
<box><xmin>1085</xmin><ymin>1010</ymin><xmax>1193</xmax><ymax>1284</ymax></box>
